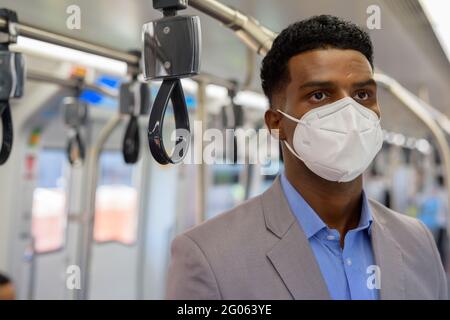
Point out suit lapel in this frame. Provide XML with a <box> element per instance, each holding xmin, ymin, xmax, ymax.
<box><xmin>262</xmin><ymin>177</ymin><xmax>330</xmax><ymax>300</ymax></box>
<box><xmin>266</xmin><ymin>223</ymin><xmax>331</xmax><ymax>299</ymax></box>
<box><xmin>369</xmin><ymin>200</ymin><xmax>406</xmax><ymax>299</ymax></box>
<box><xmin>261</xmin><ymin>178</ymin><xmax>407</xmax><ymax>299</ymax></box>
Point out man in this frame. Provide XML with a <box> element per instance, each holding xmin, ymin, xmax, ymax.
<box><xmin>0</xmin><ymin>273</ymin><xmax>15</xmax><ymax>300</ymax></box>
<box><xmin>166</xmin><ymin>15</ymin><xmax>448</xmax><ymax>299</ymax></box>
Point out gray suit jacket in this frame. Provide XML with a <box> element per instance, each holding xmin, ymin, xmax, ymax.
<box><xmin>166</xmin><ymin>176</ymin><xmax>448</xmax><ymax>299</ymax></box>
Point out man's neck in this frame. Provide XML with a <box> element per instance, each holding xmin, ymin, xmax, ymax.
<box><xmin>285</xmin><ymin>163</ymin><xmax>363</xmax><ymax>244</ymax></box>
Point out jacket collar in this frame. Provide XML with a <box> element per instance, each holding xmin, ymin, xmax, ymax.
<box><xmin>262</xmin><ymin>176</ymin><xmax>330</xmax><ymax>299</ymax></box>
<box><xmin>368</xmin><ymin>199</ymin><xmax>406</xmax><ymax>299</ymax></box>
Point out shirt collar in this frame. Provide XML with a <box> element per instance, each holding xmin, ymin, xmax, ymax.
<box><xmin>359</xmin><ymin>190</ymin><xmax>373</xmax><ymax>234</ymax></box>
<box><xmin>280</xmin><ymin>173</ymin><xmax>373</xmax><ymax>239</ymax></box>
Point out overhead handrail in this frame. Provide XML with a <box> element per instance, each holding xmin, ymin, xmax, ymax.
<box><xmin>0</xmin><ymin>17</ymin><xmax>139</xmax><ymax>70</ymax></box>
<box><xmin>374</xmin><ymin>73</ymin><xmax>450</xmax><ymax>235</ymax></box>
<box><xmin>27</xmin><ymin>70</ymin><xmax>118</xmax><ymax>98</ymax></box>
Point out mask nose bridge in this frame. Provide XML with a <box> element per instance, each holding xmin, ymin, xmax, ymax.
<box><xmin>336</xmin><ymin>102</ymin><xmax>372</xmax><ymax>133</ymax></box>
<box><xmin>277</xmin><ymin>98</ymin><xmax>375</xmax><ymax>129</ymax></box>
<box><xmin>347</xmin><ymin>104</ymin><xmax>360</xmax><ymax>131</ymax></box>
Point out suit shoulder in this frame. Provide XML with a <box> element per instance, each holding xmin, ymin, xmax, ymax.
<box><xmin>368</xmin><ymin>198</ymin><xmax>447</xmax><ymax>298</ymax></box>
<box><xmin>369</xmin><ymin>198</ymin><xmax>423</xmax><ymax>228</ymax></box>
<box><xmin>368</xmin><ymin>198</ymin><xmax>432</xmax><ymax>246</ymax></box>
<box><xmin>181</xmin><ymin>193</ymin><xmax>266</xmax><ymax>247</ymax></box>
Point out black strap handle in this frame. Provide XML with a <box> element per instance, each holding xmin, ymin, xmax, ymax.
<box><xmin>0</xmin><ymin>101</ymin><xmax>13</xmax><ymax>165</ymax></box>
<box><xmin>0</xmin><ymin>10</ymin><xmax>19</xmax><ymax>166</ymax></box>
<box><xmin>148</xmin><ymin>79</ymin><xmax>190</xmax><ymax>164</ymax></box>
<box><xmin>67</xmin><ymin>130</ymin><xmax>85</xmax><ymax>165</ymax></box>
<box><xmin>123</xmin><ymin>115</ymin><xmax>140</xmax><ymax>164</ymax></box>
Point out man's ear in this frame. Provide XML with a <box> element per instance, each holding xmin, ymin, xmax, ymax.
<box><xmin>265</xmin><ymin>108</ymin><xmax>286</xmax><ymax>140</ymax></box>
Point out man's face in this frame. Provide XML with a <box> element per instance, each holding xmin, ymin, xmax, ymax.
<box><xmin>0</xmin><ymin>283</ymin><xmax>15</xmax><ymax>300</ymax></box>
<box><xmin>266</xmin><ymin>48</ymin><xmax>379</xmax><ymax>147</ymax></box>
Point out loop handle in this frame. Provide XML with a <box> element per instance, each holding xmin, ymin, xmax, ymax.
<box><xmin>0</xmin><ymin>101</ymin><xmax>13</xmax><ymax>165</ymax></box>
<box><xmin>122</xmin><ymin>115</ymin><xmax>140</xmax><ymax>164</ymax></box>
<box><xmin>67</xmin><ymin>130</ymin><xmax>85</xmax><ymax>165</ymax></box>
<box><xmin>148</xmin><ymin>79</ymin><xmax>190</xmax><ymax>164</ymax></box>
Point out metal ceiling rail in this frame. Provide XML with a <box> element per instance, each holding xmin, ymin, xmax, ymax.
<box><xmin>0</xmin><ymin>17</ymin><xmax>139</xmax><ymax>67</ymax></box>
<box><xmin>27</xmin><ymin>70</ymin><xmax>118</xmax><ymax>98</ymax></box>
<box><xmin>189</xmin><ymin>0</ymin><xmax>276</xmax><ymax>55</ymax></box>
<box><xmin>374</xmin><ymin>73</ymin><xmax>450</xmax><ymax>235</ymax></box>
<box><xmin>0</xmin><ymin>13</ymin><xmax>255</xmax><ymax>92</ymax></box>
<box><xmin>75</xmin><ymin>113</ymin><xmax>123</xmax><ymax>300</ymax></box>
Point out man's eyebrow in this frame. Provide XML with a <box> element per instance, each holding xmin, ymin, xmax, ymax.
<box><xmin>298</xmin><ymin>81</ymin><xmax>336</xmax><ymax>90</ymax></box>
<box><xmin>298</xmin><ymin>79</ymin><xmax>377</xmax><ymax>90</ymax></box>
<box><xmin>352</xmin><ymin>79</ymin><xmax>377</xmax><ymax>88</ymax></box>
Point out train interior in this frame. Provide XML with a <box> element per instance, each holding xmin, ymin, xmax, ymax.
<box><xmin>0</xmin><ymin>0</ymin><xmax>449</xmax><ymax>299</ymax></box>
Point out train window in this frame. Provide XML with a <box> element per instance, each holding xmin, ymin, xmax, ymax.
<box><xmin>31</xmin><ymin>149</ymin><xmax>68</xmax><ymax>253</ymax></box>
<box><xmin>207</xmin><ymin>164</ymin><xmax>245</xmax><ymax>219</ymax></box>
<box><xmin>94</xmin><ymin>151</ymin><xmax>138</xmax><ymax>244</ymax></box>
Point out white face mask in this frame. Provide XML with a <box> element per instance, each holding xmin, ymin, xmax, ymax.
<box><xmin>277</xmin><ymin>96</ymin><xmax>383</xmax><ymax>182</ymax></box>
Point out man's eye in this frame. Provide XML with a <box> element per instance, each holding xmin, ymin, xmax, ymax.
<box><xmin>354</xmin><ymin>90</ymin><xmax>370</xmax><ymax>101</ymax></box>
<box><xmin>310</xmin><ymin>92</ymin><xmax>327</xmax><ymax>102</ymax></box>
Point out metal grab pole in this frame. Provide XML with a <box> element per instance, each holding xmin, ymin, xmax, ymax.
<box><xmin>374</xmin><ymin>73</ymin><xmax>450</xmax><ymax>235</ymax></box>
<box><xmin>75</xmin><ymin>114</ymin><xmax>122</xmax><ymax>300</ymax></box>
<box><xmin>189</xmin><ymin>0</ymin><xmax>276</xmax><ymax>55</ymax></box>
<box><xmin>0</xmin><ymin>17</ymin><xmax>139</xmax><ymax>67</ymax></box>
<box><xmin>27</xmin><ymin>70</ymin><xmax>118</xmax><ymax>98</ymax></box>
<box><xmin>196</xmin><ymin>80</ymin><xmax>207</xmax><ymax>224</ymax></box>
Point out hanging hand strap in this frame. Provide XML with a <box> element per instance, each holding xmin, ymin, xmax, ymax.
<box><xmin>123</xmin><ymin>115</ymin><xmax>140</xmax><ymax>164</ymax></box>
<box><xmin>148</xmin><ymin>79</ymin><xmax>190</xmax><ymax>164</ymax></box>
<box><xmin>67</xmin><ymin>130</ymin><xmax>85</xmax><ymax>165</ymax></box>
<box><xmin>0</xmin><ymin>101</ymin><xmax>13</xmax><ymax>165</ymax></box>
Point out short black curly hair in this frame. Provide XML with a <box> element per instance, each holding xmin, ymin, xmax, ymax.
<box><xmin>261</xmin><ymin>15</ymin><xmax>374</xmax><ymax>104</ymax></box>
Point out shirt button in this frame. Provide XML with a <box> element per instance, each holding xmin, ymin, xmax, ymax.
<box><xmin>346</xmin><ymin>258</ymin><xmax>352</xmax><ymax>266</ymax></box>
<box><xmin>327</xmin><ymin>235</ymin><xmax>335</xmax><ymax>241</ymax></box>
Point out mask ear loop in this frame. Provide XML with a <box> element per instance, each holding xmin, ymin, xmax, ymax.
<box><xmin>277</xmin><ymin>109</ymin><xmax>302</xmax><ymax>123</ymax></box>
<box><xmin>275</xmin><ymin>109</ymin><xmax>306</xmax><ymax>163</ymax></box>
<box><xmin>281</xmin><ymin>140</ymin><xmax>304</xmax><ymax>162</ymax></box>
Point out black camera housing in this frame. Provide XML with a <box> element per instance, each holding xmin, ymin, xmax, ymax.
<box><xmin>63</xmin><ymin>97</ymin><xmax>88</xmax><ymax>128</ymax></box>
<box><xmin>153</xmin><ymin>0</ymin><xmax>188</xmax><ymax>11</ymax></box>
<box><xmin>0</xmin><ymin>51</ymin><xmax>24</xmax><ymax>100</ymax></box>
<box><xmin>142</xmin><ymin>15</ymin><xmax>201</xmax><ymax>80</ymax></box>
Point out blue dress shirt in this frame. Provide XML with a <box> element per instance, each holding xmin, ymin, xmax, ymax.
<box><xmin>280</xmin><ymin>173</ymin><xmax>379</xmax><ymax>300</ymax></box>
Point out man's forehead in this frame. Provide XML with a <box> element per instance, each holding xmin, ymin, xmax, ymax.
<box><xmin>288</xmin><ymin>48</ymin><xmax>373</xmax><ymax>84</ymax></box>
